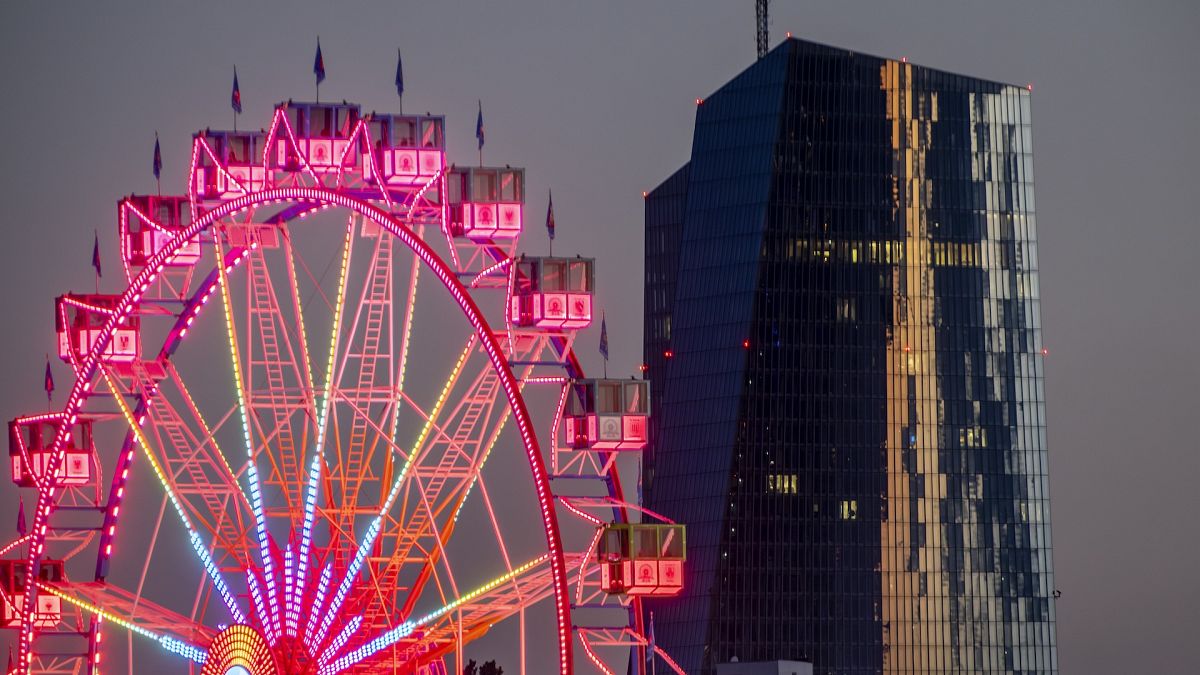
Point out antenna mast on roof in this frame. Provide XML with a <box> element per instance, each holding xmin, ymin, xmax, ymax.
<box><xmin>756</xmin><ymin>0</ymin><xmax>770</xmax><ymax>58</ymax></box>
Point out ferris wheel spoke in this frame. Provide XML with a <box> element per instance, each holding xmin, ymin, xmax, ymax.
<box><xmin>326</xmin><ymin>227</ymin><xmax>397</xmax><ymax>537</ymax></box>
<box><xmin>36</xmin><ymin>580</ymin><xmax>215</xmax><ymax>663</ymax></box>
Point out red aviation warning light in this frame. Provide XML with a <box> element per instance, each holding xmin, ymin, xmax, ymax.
<box><xmin>597</xmin><ymin>523</ymin><xmax>686</xmax><ymax>597</ymax></box>
<box><xmin>562</xmin><ymin>379</ymin><xmax>650</xmax><ymax>451</ymax></box>
<box><xmin>448</xmin><ymin>165</ymin><xmax>524</xmax><ymax>240</ymax></box>
<box><xmin>509</xmin><ymin>255</ymin><xmax>594</xmax><ymax>330</ymax></box>
<box><xmin>363</xmin><ymin>113</ymin><xmax>445</xmax><ymax>185</ymax></box>
<box><xmin>9</xmin><ymin>414</ymin><xmax>93</xmax><ymax>488</ymax></box>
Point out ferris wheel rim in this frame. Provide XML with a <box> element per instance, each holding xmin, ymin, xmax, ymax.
<box><xmin>17</xmin><ymin>185</ymin><xmax>576</xmax><ymax>674</ymax></box>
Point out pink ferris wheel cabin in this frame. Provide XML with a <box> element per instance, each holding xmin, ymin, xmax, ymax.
<box><xmin>0</xmin><ymin>559</ymin><xmax>64</xmax><ymax>629</ymax></box>
<box><xmin>119</xmin><ymin>195</ymin><xmax>201</xmax><ymax>269</ymax></box>
<box><xmin>8</xmin><ymin>414</ymin><xmax>93</xmax><ymax>488</ymax></box>
<box><xmin>55</xmin><ymin>294</ymin><xmax>141</xmax><ymax>365</ymax></box>
<box><xmin>193</xmin><ymin>131</ymin><xmax>269</xmax><ymax>199</ymax></box>
<box><xmin>448</xmin><ymin>165</ymin><xmax>524</xmax><ymax>240</ymax></box>
<box><xmin>509</xmin><ymin>255</ymin><xmax>593</xmax><ymax>329</ymax></box>
<box><xmin>562</xmin><ymin>379</ymin><xmax>649</xmax><ymax>451</ymax></box>
<box><xmin>272</xmin><ymin>101</ymin><xmax>361</xmax><ymax>171</ymax></box>
<box><xmin>364</xmin><ymin>113</ymin><xmax>445</xmax><ymax>183</ymax></box>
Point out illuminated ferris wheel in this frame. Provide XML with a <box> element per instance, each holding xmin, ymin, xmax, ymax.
<box><xmin>0</xmin><ymin>91</ymin><xmax>686</xmax><ymax>675</ymax></box>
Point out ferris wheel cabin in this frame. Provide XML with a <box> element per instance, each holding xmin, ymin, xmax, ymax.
<box><xmin>273</xmin><ymin>101</ymin><xmax>362</xmax><ymax>172</ymax></box>
<box><xmin>596</xmin><ymin>523</ymin><xmax>686</xmax><ymax>597</ymax></box>
<box><xmin>562</xmin><ymin>379</ymin><xmax>649</xmax><ymax>450</ymax></box>
<box><xmin>0</xmin><ymin>559</ymin><xmax>64</xmax><ymax>629</ymax></box>
<box><xmin>364</xmin><ymin>114</ymin><xmax>445</xmax><ymax>184</ymax></box>
<box><xmin>508</xmin><ymin>256</ymin><xmax>594</xmax><ymax>329</ymax></box>
<box><xmin>119</xmin><ymin>195</ymin><xmax>201</xmax><ymax>268</ymax></box>
<box><xmin>448</xmin><ymin>166</ymin><xmax>524</xmax><ymax>240</ymax></box>
<box><xmin>8</xmin><ymin>414</ymin><xmax>93</xmax><ymax>488</ymax></box>
<box><xmin>193</xmin><ymin>130</ymin><xmax>269</xmax><ymax>199</ymax></box>
<box><xmin>55</xmin><ymin>294</ymin><xmax>140</xmax><ymax>364</ymax></box>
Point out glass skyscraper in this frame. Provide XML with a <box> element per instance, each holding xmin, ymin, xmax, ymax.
<box><xmin>643</xmin><ymin>38</ymin><xmax>1056</xmax><ymax>674</ymax></box>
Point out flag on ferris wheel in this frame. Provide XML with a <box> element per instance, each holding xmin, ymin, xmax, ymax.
<box><xmin>395</xmin><ymin>49</ymin><xmax>404</xmax><ymax>98</ymax></box>
<box><xmin>16</xmin><ymin>498</ymin><xmax>26</xmax><ymax>537</ymax></box>
<box><xmin>599</xmin><ymin>312</ymin><xmax>609</xmax><ymax>362</ymax></box>
<box><xmin>43</xmin><ymin>356</ymin><xmax>54</xmax><ymax>403</ymax></box>
<box><xmin>546</xmin><ymin>189</ymin><xmax>556</xmax><ymax>241</ymax></box>
<box><xmin>314</xmin><ymin>39</ymin><xmax>326</xmax><ymax>85</ymax></box>
<box><xmin>92</xmin><ymin>230</ymin><xmax>102</xmax><ymax>278</ymax></box>
<box><xmin>476</xmin><ymin>100</ymin><xmax>485</xmax><ymax>150</ymax></box>
<box><xmin>152</xmin><ymin>133</ymin><xmax>162</xmax><ymax>180</ymax></box>
<box><xmin>231</xmin><ymin>67</ymin><xmax>243</xmax><ymax>114</ymax></box>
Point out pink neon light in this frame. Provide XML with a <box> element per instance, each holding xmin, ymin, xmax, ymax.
<box><xmin>558</xmin><ymin>498</ymin><xmax>603</xmax><ymax>526</ymax></box>
<box><xmin>469</xmin><ymin>257</ymin><xmax>512</xmax><ymax>288</ymax></box>
<box><xmin>19</xmin><ymin>186</ymin><xmax>576</xmax><ymax>674</ymax></box>
<box><xmin>578</xmin><ymin>632</ymin><xmax>615</xmax><ymax>675</ymax></box>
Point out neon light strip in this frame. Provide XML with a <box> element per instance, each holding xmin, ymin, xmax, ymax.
<box><xmin>100</xmin><ymin>369</ymin><xmax>246</xmax><ymax>625</ymax></box>
<box><xmin>195</xmin><ymin>137</ymin><xmax>248</xmax><ymax>195</ymax></box>
<box><xmin>59</xmin><ymin>296</ymin><xmax>118</xmax><ymax>315</ymax></box>
<box><xmin>276</xmin><ymin>108</ymin><xmax>322</xmax><ymax>183</ymax></box>
<box><xmin>22</xmin><ymin>187</ymin><xmax>575</xmax><ymax>673</ymax></box>
<box><xmin>469</xmin><ymin>257</ymin><xmax>512</xmax><ymax>288</ymax></box>
<box><xmin>35</xmin><ymin>582</ymin><xmax>208</xmax><ymax>665</ymax></box>
<box><xmin>322</xmin><ymin>554</ymin><xmax>549</xmax><ymax>674</ymax></box>
<box><xmin>359</xmin><ymin>124</ymin><xmax>397</xmax><ymax>212</ymax></box>
<box><xmin>213</xmin><ymin>234</ymin><xmax>280</xmax><ymax>644</ymax></box>
<box><xmin>294</xmin><ymin>218</ymin><xmax>353</xmax><ymax>641</ymax></box>
<box><xmin>550</xmin><ymin>382</ymin><xmax>570</xmax><ymax>473</ymax></box>
<box><xmin>579</xmin><ymin>631</ymin><xmax>616</xmax><ymax>675</ymax></box>
<box><xmin>303</xmin><ymin>561</ymin><xmax>334</xmax><ymax>651</ymax></box>
<box><xmin>396</xmin><ymin>338</ymin><xmax>474</xmax><ymax>492</ymax></box>
<box><xmin>311</xmin><ymin>518</ymin><xmax>381</xmax><ymax>647</ymax></box>
<box><xmin>624</xmin><ymin>629</ymin><xmax>686</xmax><ymax>675</ymax></box>
<box><xmin>317</xmin><ymin>614</ymin><xmax>363</xmax><ymax>669</ymax></box>
<box><xmin>0</xmin><ymin>534</ymin><xmax>32</xmax><ymax>557</ymax></box>
<box><xmin>122</xmin><ymin>200</ymin><xmax>174</xmax><ymax>235</ymax></box>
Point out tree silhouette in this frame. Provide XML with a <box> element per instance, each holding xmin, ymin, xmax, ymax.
<box><xmin>480</xmin><ymin>660</ymin><xmax>504</xmax><ymax>675</ymax></box>
<box><xmin>462</xmin><ymin>659</ymin><xmax>478</xmax><ymax>675</ymax></box>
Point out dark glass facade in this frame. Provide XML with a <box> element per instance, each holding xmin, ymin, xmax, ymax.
<box><xmin>643</xmin><ymin>39</ymin><xmax>1056</xmax><ymax>674</ymax></box>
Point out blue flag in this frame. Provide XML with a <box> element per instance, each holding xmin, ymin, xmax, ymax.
<box><xmin>599</xmin><ymin>312</ymin><xmax>609</xmax><ymax>361</ymax></box>
<box><xmin>231</xmin><ymin>67</ymin><xmax>242</xmax><ymax>114</ymax></box>
<box><xmin>395</xmin><ymin>49</ymin><xmax>404</xmax><ymax>97</ymax></box>
<box><xmin>314</xmin><ymin>39</ymin><xmax>326</xmax><ymax>85</ymax></box>
<box><xmin>475</xmin><ymin>100</ymin><xmax>485</xmax><ymax>150</ymax></box>
<box><xmin>647</xmin><ymin>611</ymin><xmax>656</xmax><ymax>666</ymax></box>
<box><xmin>546</xmin><ymin>189</ymin><xmax>556</xmax><ymax>241</ymax></box>
<box><xmin>43</xmin><ymin>357</ymin><xmax>54</xmax><ymax>403</ymax></box>
<box><xmin>153</xmin><ymin>133</ymin><xmax>162</xmax><ymax>180</ymax></box>
<box><xmin>92</xmin><ymin>231</ymin><xmax>102</xmax><ymax>278</ymax></box>
<box><xmin>16</xmin><ymin>498</ymin><xmax>26</xmax><ymax>537</ymax></box>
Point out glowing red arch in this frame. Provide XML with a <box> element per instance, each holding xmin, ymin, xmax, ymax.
<box><xmin>20</xmin><ymin>187</ymin><xmax>574</xmax><ymax>674</ymax></box>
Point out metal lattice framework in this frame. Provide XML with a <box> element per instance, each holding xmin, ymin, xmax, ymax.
<box><xmin>1</xmin><ymin>93</ymin><xmax>680</xmax><ymax>675</ymax></box>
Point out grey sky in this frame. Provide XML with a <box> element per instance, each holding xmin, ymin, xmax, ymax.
<box><xmin>0</xmin><ymin>1</ymin><xmax>1197</xmax><ymax>673</ymax></box>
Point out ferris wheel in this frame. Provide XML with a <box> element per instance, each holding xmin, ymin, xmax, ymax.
<box><xmin>0</xmin><ymin>92</ymin><xmax>686</xmax><ymax>675</ymax></box>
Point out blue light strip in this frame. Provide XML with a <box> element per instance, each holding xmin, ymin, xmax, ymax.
<box><xmin>189</xmin><ymin>531</ymin><xmax>247</xmax><ymax>626</ymax></box>
<box><xmin>317</xmin><ymin>614</ymin><xmax>364</xmax><ymax>670</ymax></box>
<box><xmin>214</xmin><ymin>236</ymin><xmax>281</xmax><ymax>645</ymax></box>
<box><xmin>312</xmin><ymin>517</ymin><xmax>382</xmax><ymax>648</ymax></box>
<box><xmin>303</xmin><ymin>561</ymin><xmax>335</xmax><ymax>655</ymax></box>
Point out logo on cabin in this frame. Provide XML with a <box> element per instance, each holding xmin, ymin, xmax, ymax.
<box><xmin>478</xmin><ymin>206</ymin><xmax>494</xmax><ymax>226</ymax></box>
<box><xmin>636</xmin><ymin>562</ymin><xmax>656</xmax><ymax>583</ymax></box>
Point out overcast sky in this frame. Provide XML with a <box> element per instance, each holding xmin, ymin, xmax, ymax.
<box><xmin>0</xmin><ymin>1</ymin><xmax>1197</xmax><ymax>673</ymax></box>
